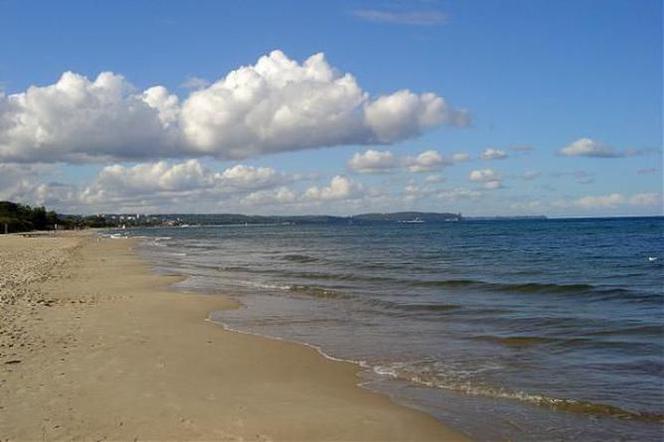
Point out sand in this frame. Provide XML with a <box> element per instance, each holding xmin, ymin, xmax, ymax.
<box><xmin>0</xmin><ymin>232</ymin><xmax>467</xmax><ymax>441</ymax></box>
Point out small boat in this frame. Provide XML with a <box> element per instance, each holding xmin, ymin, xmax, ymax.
<box><xmin>400</xmin><ymin>217</ymin><xmax>425</xmax><ymax>224</ymax></box>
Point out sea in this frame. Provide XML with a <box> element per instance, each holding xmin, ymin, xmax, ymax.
<box><xmin>110</xmin><ymin>217</ymin><xmax>664</xmax><ymax>441</ymax></box>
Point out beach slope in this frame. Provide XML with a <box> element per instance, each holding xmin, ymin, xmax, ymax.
<box><xmin>0</xmin><ymin>232</ymin><xmax>465</xmax><ymax>441</ymax></box>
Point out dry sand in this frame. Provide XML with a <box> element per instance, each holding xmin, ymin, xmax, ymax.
<box><xmin>0</xmin><ymin>232</ymin><xmax>467</xmax><ymax>441</ymax></box>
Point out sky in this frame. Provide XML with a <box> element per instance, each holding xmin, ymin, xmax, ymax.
<box><xmin>0</xmin><ymin>0</ymin><xmax>662</xmax><ymax>217</ymax></box>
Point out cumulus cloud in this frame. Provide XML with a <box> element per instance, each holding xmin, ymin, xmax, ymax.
<box><xmin>180</xmin><ymin>76</ymin><xmax>210</xmax><ymax>90</ymax></box>
<box><xmin>572</xmin><ymin>192</ymin><xmax>662</xmax><ymax>209</ymax></box>
<box><xmin>352</xmin><ymin>9</ymin><xmax>447</xmax><ymax>26</ymax></box>
<box><xmin>437</xmin><ymin>187</ymin><xmax>482</xmax><ymax>201</ymax></box>
<box><xmin>218</xmin><ymin>164</ymin><xmax>286</xmax><ymax>189</ymax></box>
<box><xmin>560</xmin><ymin>138</ymin><xmax>619</xmax><ymax>158</ymax></box>
<box><xmin>243</xmin><ymin>186</ymin><xmax>297</xmax><ymax>206</ymax></box>
<box><xmin>469</xmin><ymin>168</ymin><xmax>502</xmax><ymax>189</ymax></box>
<box><xmin>349</xmin><ymin>148</ymin><xmax>463</xmax><ymax>174</ymax></box>
<box><xmin>406</xmin><ymin>149</ymin><xmax>449</xmax><ymax>172</ymax></box>
<box><xmin>425</xmin><ymin>174</ymin><xmax>445</xmax><ymax>183</ymax></box>
<box><xmin>574</xmin><ymin>193</ymin><xmax>625</xmax><ymax>208</ymax></box>
<box><xmin>363</xmin><ymin>90</ymin><xmax>468</xmax><ymax>143</ymax></box>
<box><xmin>303</xmin><ymin>175</ymin><xmax>362</xmax><ymax>201</ymax></box>
<box><xmin>92</xmin><ymin>160</ymin><xmax>210</xmax><ymax>194</ymax></box>
<box><xmin>8</xmin><ymin>160</ymin><xmax>379</xmax><ymax>213</ymax></box>
<box><xmin>0</xmin><ymin>51</ymin><xmax>470</xmax><ymax>164</ymax></box>
<box><xmin>74</xmin><ymin>160</ymin><xmax>294</xmax><ymax>210</ymax></box>
<box><xmin>0</xmin><ymin>72</ymin><xmax>181</xmax><ymax>162</ymax></box>
<box><xmin>558</xmin><ymin>138</ymin><xmax>655</xmax><ymax>158</ymax></box>
<box><xmin>480</xmin><ymin>148</ymin><xmax>508</xmax><ymax>160</ymax></box>
<box><xmin>0</xmin><ymin>163</ymin><xmax>55</xmax><ymax>201</ymax></box>
<box><xmin>629</xmin><ymin>193</ymin><xmax>662</xmax><ymax>207</ymax></box>
<box><xmin>347</xmin><ymin>149</ymin><xmax>398</xmax><ymax>173</ymax></box>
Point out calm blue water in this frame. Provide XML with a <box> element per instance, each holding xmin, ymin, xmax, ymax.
<box><xmin>118</xmin><ymin>217</ymin><xmax>663</xmax><ymax>440</ymax></box>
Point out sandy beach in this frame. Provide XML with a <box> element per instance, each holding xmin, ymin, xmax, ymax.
<box><xmin>0</xmin><ymin>231</ymin><xmax>466</xmax><ymax>441</ymax></box>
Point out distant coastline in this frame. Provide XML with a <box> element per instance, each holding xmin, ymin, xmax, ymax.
<box><xmin>71</xmin><ymin>211</ymin><xmax>552</xmax><ymax>228</ymax></box>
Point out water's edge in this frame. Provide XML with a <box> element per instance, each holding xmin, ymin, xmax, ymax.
<box><xmin>126</xmin><ymin>235</ymin><xmax>471</xmax><ymax>438</ymax></box>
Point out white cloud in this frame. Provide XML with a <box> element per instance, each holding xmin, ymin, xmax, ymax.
<box><xmin>469</xmin><ymin>168</ymin><xmax>502</xmax><ymax>189</ymax></box>
<box><xmin>403</xmin><ymin>183</ymin><xmax>421</xmax><ymax>200</ymax></box>
<box><xmin>480</xmin><ymin>148</ymin><xmax>508</xmax><ymax>160</ymax></box>
<box><xmin>218</xmin><ymin>164</ymin><xmax>285</xmax><ymax>189</ymax></box>
<box><xmin>180</xmin><ymin>76</ymin><xmax>210</xmax><ymax>90</ymax></box>
<box><xmin>243</xmin><ymin>186</ymin><xmax>297</xmax><ymax>206</ymax></box>
<box><xmin>0</xmin><ymin>51</ymin><xmax>468</xmax><ymax>163</ymax></box>
<box><xmin>75</xmin><ymin>160</ymin><xmax>293</xmax><ymax>209</ymax></box>
<box><xmin>425</xmin><ymin>174</ymin><xmax>445</xmax><ymax>183</ymax></box>
<box><xmin>406</xmin><ymin>149</ymin><xmax>449</xmax><ymax>172</ymax></box>
<box><xmin>559</xmin><ymin>138</ymin><xmax>622</xmax><ymax>158</ymax></box>
<box><xmin>0</xmin><ymin>163</ymin><xmax>55</xmax><ymax>201</ymax></box>
<box><xmin>483</xmin><ymin>180</ymin><xmax>502</xmax><ymax>189</ymax></box>
<box><xmin>363</xmin><ymin>90</ymin><xmax>468</xmax><ymax>143</ymax></box>
<box><xmin>348</xmin><ymin>149</ymin><xmax>398</xmax><ymax>173</ymax></box>
<box><xmin>574</xmin><ymin>193</ymin><xmax>625</xmax><ymax>208</ymax></box>
<box><xmin>90</xmin><ymin>160</ymin><xmax>210</xmax><ymax>195</ymax></box>
<box><xmin>437</xmin><ymin>187</ymin><xmax>482</xmax><ymax>201</ymax></box>
<box><xmin>0</xmin><ymin>72</ymin><xmax>180</xmax><ymax>162</ymax></box>
<box><xmin>349</xmin><ymin>148</ymin><xmax>462</xmax><ymax>174</ymax></box>
<box><xmin>303</xmin><ymin>175</ymin><xmax>362</xmax><ymax>201</ymax></box>
<box><xmin>551</xmin><ymin>192</ymin><xmax>663</xmax><ymax>212</ymax></box>
<box><xmin>629</xmin><ymin>193</ymin><xmax>662</xmax><ymax>207</ymax></box>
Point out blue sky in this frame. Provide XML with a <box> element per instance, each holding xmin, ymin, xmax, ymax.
<box><xmin>0</xmin><ymin>0</ymin><xmax>661</xmax><ymax>216</ymax></box>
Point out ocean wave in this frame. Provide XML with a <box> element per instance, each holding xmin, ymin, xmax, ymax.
<box><xmin>280</xmin><ymin>254</ymin><xmax>319</xmax><ymax>263</ymax></box>
<box><xmin>472</xmin><ymin>335</ymin><xmax>555</xmax><ymax>346</ymax></box>
<box><xmin>213</xmin><ymin>263</ymin><xmax>650</xmax><ymax>301</ymax></box>
<box><xmin>412</xmin><ymin>278</ymin><xmax>650</xmax><ymax>299</ymax></box>
<box><xmin>288</xmin><ymin>284</ymin><xmax>353</xmax><ymax>300</ymax></box>
<box><xmin>364</xmin><ymin>298</ymin><xmax>461</xmax><ymax>314</ymax></box>
<box><xmin>371</xmin><ymin>363</ymin><xmax>664</xmax><ymax>423</ymax></box>
<box><xmin>235</xmin><ymin>280</ymin><xmax>291</xmax><ymax>291</ymax></box>
<box><xmin>415</xmin><ymin>279</ymin><xmax>590</xmax><ymax>292</ymax></box>
<box><xmin>280</xmin><ymin>283</ymin><xmax>462</xmax><ymax>313</ymax></box>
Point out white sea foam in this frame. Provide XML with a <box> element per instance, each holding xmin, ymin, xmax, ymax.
<box><xmin>206</xmin><ymin>316</ymin><xmax>368</xmax><ymax>368</ymax></box>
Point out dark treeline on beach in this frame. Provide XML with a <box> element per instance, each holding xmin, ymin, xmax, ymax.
<box><xmin>0</xmin><ymin>201</ymin><xmax>116</xmax><ymax>233</ymax></box>
<box><xmin>0</xmin><ymin>201</ymin><xmax>60</xmax><ymax>233</ymax></box>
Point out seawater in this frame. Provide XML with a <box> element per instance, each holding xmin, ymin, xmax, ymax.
<box><xmin>118</xmin><ymin>217</ymin><xmax>663</xmax><ymax>440</ymax></box>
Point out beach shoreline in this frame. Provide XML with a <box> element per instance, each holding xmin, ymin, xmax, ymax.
<box><xmin>0</xmin><ymin>231</ymin><xmax>466</xmax><ymax>441</ymax></box>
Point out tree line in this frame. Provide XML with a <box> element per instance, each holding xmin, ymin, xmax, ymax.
<box><xmin>0</xmin><ymin>201</ymin><xmax>115</xmax><ymax>233</ymax></box>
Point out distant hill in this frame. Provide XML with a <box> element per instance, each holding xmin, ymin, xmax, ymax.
<box><xmin>352</xmin><ymin>212</ymin><xmax>462</xmax><ymax>223</ymax></box>
<box><xmin>1</xmin><ymin>204</ymin><xmax>548</xmax><ymax>233</ymax></box>
<box><xmin>464</xmin><ymin>215</ymin><xmax>547</xmax><ymax>221</ymax></box>
<box><xmin>126</xmin><ymin>211</ymin><xmax>464</xmax><ymax>226</ymax></box>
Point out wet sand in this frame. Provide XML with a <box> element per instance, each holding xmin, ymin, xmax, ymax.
<box><xmin>0</xmin><ymin>232</ymin><xmax>466</xmax><ymax>441</ymax></box>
